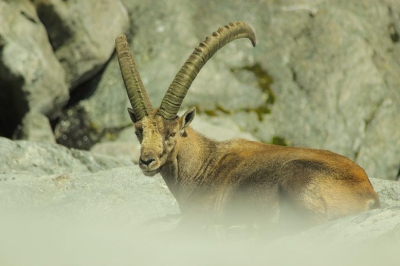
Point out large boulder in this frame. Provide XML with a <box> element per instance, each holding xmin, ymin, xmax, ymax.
<box><xmin>0</xmin><ymin>0</ymin><xmax>69</xmax><ymax>137</ymax></box>
<box><xmin>53</xmin><ymin>0</ymin><xmax>400</xmax><ymax>180</ymax></box>
<box><xmin>33</xmin><ymin>0</ymin><xmax>130</xmax><ymax>89</ymax></box>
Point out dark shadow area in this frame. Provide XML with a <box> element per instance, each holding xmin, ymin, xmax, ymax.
<box><xmin>0</xmin><ymin>55</ymin><xmax>27</xmax><ymax>138</ymax></box>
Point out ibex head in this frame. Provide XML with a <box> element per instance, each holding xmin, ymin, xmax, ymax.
<box><xmin>115</xmin><ymin>22</ymin><xmax>256</xmax><ymax>176</ymax></box>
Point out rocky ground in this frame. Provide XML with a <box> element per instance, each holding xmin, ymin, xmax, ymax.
<box><xmin>1</xmin><ymin>0</ymin><xmax>400</xmax><ymax>264</ymax></box>
<box><xmin>1</xmin><ymin>137</ymin><xmax>400</xmax><ymax>265</ymax></box>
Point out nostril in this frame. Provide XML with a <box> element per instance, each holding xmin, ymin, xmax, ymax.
<box><xmin>140</xmin><ymin>157</ymin><xmax>155</xmax><ymax>166</ymax></box>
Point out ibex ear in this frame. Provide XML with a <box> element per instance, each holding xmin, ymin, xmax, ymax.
<box><xmin>127</xmin><ymin>108</ymin><xmax>138</xmax><ymax>123</ymax></box>
<box><xmin>180</xmin><ymin>107</ymin><xmax>196</xmax><ymax>131</ymax></box>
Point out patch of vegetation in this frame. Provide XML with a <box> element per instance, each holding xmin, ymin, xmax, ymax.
<box><xmin>272</xmin><ymin>136</ymin><xmax>289</xmax><ymax>146</ymax></box>
<box><xmin>199</xmin><ymin>105</ymin><xmax>232</xmax><ymax>117</ymax></box>
<box><xmin>241</xmin><ymin>63</ymin><xmax>275</xmax><ymax>105</ymax></box>
<box><xmin>230</xmin><ymin>63</ymin><xmax>275</xmax><ymax>121</ymax></box>
<box><xmin>195</xmin><ymin>63</ymin><xmax>275</xmax><ymax>122</ymax></box>
<box><xmin>248</xmin><ymin>105</ymin><xmax>271</xmax><ymax>122</ymax></box>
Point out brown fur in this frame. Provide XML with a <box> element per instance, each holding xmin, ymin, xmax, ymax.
<box><xmin>132</xmin><ymin>109</ymin><xmax>380</xmax><ymax>232</ymax></box>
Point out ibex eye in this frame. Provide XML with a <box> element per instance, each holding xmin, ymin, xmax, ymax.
<box><xmin>167</xmin><ymin>132</ymin><xmax>176</xmax><ymax>139</ymax></box>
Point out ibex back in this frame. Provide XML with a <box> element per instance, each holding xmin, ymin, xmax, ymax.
<box><xmin>115</xmin><ymin>22</ymin><xmax>380</xmax><ymax>232</ymax></box>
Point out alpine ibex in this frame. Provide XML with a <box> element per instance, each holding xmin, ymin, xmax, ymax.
<box><xmin>115</xmin><ymin>21</ymin><xmax>380</xmax><ymax>232</ymax></box>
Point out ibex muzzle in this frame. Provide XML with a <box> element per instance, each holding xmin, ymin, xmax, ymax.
<box><xmin>115</xmin><ymin>22</ymin><xmax>380</xmax><ymax>232</ymax></box>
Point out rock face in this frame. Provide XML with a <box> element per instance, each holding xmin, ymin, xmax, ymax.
<box><xmin>0</xmin><ymin>0</ymin><xmax>69</xmax><ymax>137</ymax></box>
<box><xmin>33</xmin><ymin>0</ymin><xmax>130</xmax><ymax>89</ymax></box>
<box><xmin>0</xmin><ymin>0</ymin><xmax>129</xmax><ymax>139</ymax></box>
<box><xmin>49</xmin><ymin>0</ymin><xmax>400</xmax><ymax>180</ymax></box>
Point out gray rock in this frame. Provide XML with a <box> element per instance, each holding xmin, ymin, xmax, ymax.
<box><xmin>356</xmin><ymin>93</ymin><xmax>400</xmax><ymax>181</ymax></box>
<box><xmin>0</xmin><ymin>137</ymin><xmax>134</xmax><ymax>176</ymax></box>
<box><xmin>190</xmin><ymin>113</ymin><xmax>260</xmax><ymax>142</ymax></box>
<box><xmin>371</xmin><ymin>177</ymin><xmax>400</xmax><ymax>207</ymax></box>
<box><xmin>91</xmin><ymin>141</ymin><xmax>140</xmax><ymax>164</ymax></box>
<box><xmin>0</xmin><ymin>0</ymin><xmax>69</xmax><ymax>137</ymax></box>
<box><xmin>13</xmin><ymin>111</ymin><xmax>55</xmax><ymax>143</ymax></box>
<box><xmin>33</xmin><ymin>0</ymin><xmax>130</xmax><ymax>89</ymax></box>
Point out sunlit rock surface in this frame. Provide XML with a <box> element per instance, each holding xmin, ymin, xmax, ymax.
<box><xmin>32</xmin><ymin>0</ymin><xmax>130</xmax><ymax>89</ymax></box>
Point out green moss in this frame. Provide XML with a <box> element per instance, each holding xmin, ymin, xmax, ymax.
<box><xmin>197</xmin><ymin>64</ymin><xmax>275</xmax><ymax>122</ymax></box>
<box><xmin>272</xmin><ymin>136</ymin><xmax>289</xmax><ymax>146</ymax></box>
<box><xmin>89</xmin><ymin>122</ymin><xmax>101</xmax><ymax>133</ymax></box>
<box><xmin>230</xmin><ymin>63</ymin><xmax>275</xmax><ymax>121</ymax></box>
<box><xmin>200</xmin><ymin>105</ymin><xmax>232</xmax><ymax>117</ymax></box>
<box><xmin>241</xmin><ymin>63</ymin><xmax>275</xmax><ymax>105</ymax></box>
<box><xmin>250</xmin><ymin>105</ymin><xmax>271</xmax><ymax>122</ymax></box>
<box><xmin>104</xmin><ymin>132</ymin><xmax>117</xmax><ymax>141</ymax></box>
<box><xmin>204</xmin><ymin>109</ymin><xmax>218</xmax><ymax>116</ymax></box>
<box><xmin>216</xmin><ymin>105</ymin><xmax>232</xmax><ymax>115</ymax></box>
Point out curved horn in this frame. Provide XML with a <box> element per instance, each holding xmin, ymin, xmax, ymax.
<box><xmin>115</xmin><ymin>34</ymin><xmax>152</xmax><ymax>121</ymax></box>
<box><xmin>157</xmin><ymin>21</ymin><xmax>256</xmax><ymax>120</ymax></box>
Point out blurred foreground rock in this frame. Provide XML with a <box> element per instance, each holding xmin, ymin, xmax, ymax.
<box><xmin>1</xmin><ymin>137</ymin><xmax>399</xmax><ymax>265</ymax></box>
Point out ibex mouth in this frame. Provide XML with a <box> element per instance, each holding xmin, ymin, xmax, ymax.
<box><xmin>142</xmin><ymin>167</ymin><xmax>162</xmax><ymax>177</ymax></box>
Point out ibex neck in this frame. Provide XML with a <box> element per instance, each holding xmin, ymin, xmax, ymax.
<box><xmin>160</xmin><ymin>126</ymin><xmax>218</xmax><ymax>211</ymax></box>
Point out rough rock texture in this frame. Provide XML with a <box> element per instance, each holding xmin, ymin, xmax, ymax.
<box><xmin>91</xmin><ymin>141</ymin><xmax>141</xmax><ymax>164</ymax></box>
<box><xmin>0</xmin><ymin>0</ymin><xmax>69</xmax><ymax>137</ymax></box>
<box><xmin>0</xmin><ymin>137</ymin><xmax>134</xmax><ymax>176</ymax></box>
<box><xmin>33</xmin><ymin>0</ymin><xmax>130</xmax><ymax>89</ymax></box>
<box><xmin>13</xmin><ymin>111</ymin><xmax>55</xmax><ymax>143</ymax></box>
<box><xmin>51</xmin><ymin>0</ymin><xmax>400</xmax><ymax>180</ymax></box>
<box><xmin>0</xmin><ymin>136</ymin><xmax>399</xmax><ymax>265</ymax></box>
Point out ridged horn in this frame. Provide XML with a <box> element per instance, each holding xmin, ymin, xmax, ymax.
<box><xmin>115</xmin><ymin>34</ymin><xmax>152</xmax><ymax>121</ymax></box>
<box><xmin>157</xmin><ymin>21</ymin><xmax>256</xmax><ymax>120</ymax></box>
